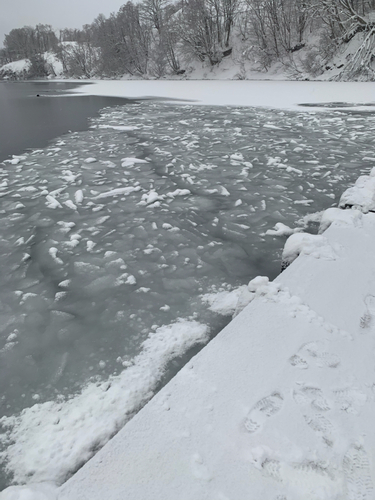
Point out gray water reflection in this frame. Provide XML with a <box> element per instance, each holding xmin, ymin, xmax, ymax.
<box><xmin>0</xmin><ymin>81</ymin><xmax>128</xmax><ymax>162</ymax></box>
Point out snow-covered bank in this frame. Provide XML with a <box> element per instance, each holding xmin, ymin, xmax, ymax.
<box><xmin>72</xmin><ymin>79</ymin><xmax>375</xmax><ymax>111</ymax></box>
<box><xmin>54</xmin><ymin>173</ymin><xmax>375</xmax><ymax>499</ymax></box>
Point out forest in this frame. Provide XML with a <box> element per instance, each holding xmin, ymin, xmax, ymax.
<box><xmin>1</xmin><ymin>0</ymin><xmax>375</xmax><ymax>80</ymax></box>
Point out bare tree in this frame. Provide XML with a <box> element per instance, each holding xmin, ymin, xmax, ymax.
<box><xmin>314</xmin><ymin>0</ymin><xmax>375</xmax><ymax>79</ymax></box>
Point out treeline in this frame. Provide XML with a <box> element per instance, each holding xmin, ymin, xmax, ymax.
<box><xmin>1</xmin><ymin>0</ymin><xmax>375</xmax><ymax>80</ymax></box>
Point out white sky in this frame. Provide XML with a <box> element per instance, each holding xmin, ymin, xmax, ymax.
<box><xmin>0</xmin><ymin>0</ymin><xmax>126</xmax><ymax>48</ymax></box>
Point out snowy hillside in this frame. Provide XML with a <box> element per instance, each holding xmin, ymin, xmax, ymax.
<box><xmin>2</xmin><ymin>0</ymin><xmax>375</xmax><ymax>81</ymax></box>
<box><xmin>0</xmin><ymin>52</ymin><xmax>63</xmax><ymax>79</ymax></box>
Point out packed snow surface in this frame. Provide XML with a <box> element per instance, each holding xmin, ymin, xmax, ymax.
<box><xmin>1</xmin><ymin>88</ymin><xmax>375</xmax><ymax>492</ymax></box>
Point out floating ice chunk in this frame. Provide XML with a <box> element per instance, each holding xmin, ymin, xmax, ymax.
<box><xmin>54</xmin><ymin>292</ymin><xmax>66</xmax><ymax>301</ymax></box>
<box><xmin>86</xmin><ymin>241</ymin><xmax>96</xmax><ymax>252</ymax></box>
<box><xmin>235</xmin><ymin>199</ymin><xmax>242</xmax><ymax>206</ymax></box>
<box><xmin>45</xmin><ymin>195</ymin><xmax>62</xmax><ymax>209</ymax></box>
<box><xmin>282</xmin><ymin>233</ymin><xmax>337</xmax><ymax>268</ymax></box>
<box><xmin>286</xmin><ymin>166</ymin><xmax>303</xmax><ymax>174</ymax></box>
<box><xmin>141</xmin><ymin>189</ymin><xmax>163</xmax><ymax>205</ymax></box>
<box><xmin>264</xmin><ymin>123</ymin><xmax>282</xmax><ymax>130</ymax></box>
<box><xmin>101</xmin><ymin>160</ymin><xmax>116</xmax><ymax>168</ymax></box>
<box><xmin>266</xmin><ymin>222</ymin><xmax>297</xmax><ymax>237</ymax></box>
<box><xmin>99</xmin><ymin>125</ymin><xmax>139</xmax><ymax>131</ymax></box>
<box><xmin>84</xmin><ymin>157</ymin><xmax>97</xmax><ymax>163</ymax></box>
<box><xmin>94</xmin><ymin>186</ymin><xmax>141</xmax><ymax>199</ymax></box>
<box><xmin>58</xmin><ymin>280</ymin><xmax>71</xmax><ymax>288</ymax></box>
<box><xmin>75</xmin><ymin>190</ymin><xmax>84</xmax><ymax>204</ymax></box>
<box><xmin>4</xmin><ymin>155</ymin><xmax>26</xmax><ymax>165</ymax></box>
<box><xmin>230</xmin><ymin>153</ymin><xmax>244</xmax><ymax>161</ymax></box>
<box><xmin>167</xmin><ymin>189</ymin><xmax>191</xmax><ymax>198</ymax></box>
<box><xmin>18</xmin><ymin>186</ymin><xmax>37</xmax><ymax>192</ymax></box>
<box><xmin>125</xmin><ymin>275</ymin><xmax>137</xmax><ymax>285</ymax></box>
<box><xmin>206</xmin><ymin>186</ymin><xmax>230</xmax><ymax>196</ymax></box>
<box><xmin>57</xmin><ymin>221</ymin><xmax>75</xmax><ymax>233</ymax></box>
<box><xmin>319</xmin><ymin>207</ymin><xmax>363</xmax><ymax>233</ymax></box>
<box><xmin>294</xmin><ymin>199</ymin><xmax>314</xmax><ymax>205</ymax></box>
<box><xmin>64</xmin><ymin>200</ymin><xmax>77</xmax><ymax>211</ymax></box>
<box><xmin>49</xmin><ymin>247</ymin><xmax>63</xmax><ymax>265</ymax></box>
<box><xmin>160</xmin><ymin>305</ymin><xmax>170</xmax><ymax>311</ymax></box>
<box><xmin>267</xmin><ymin>157</ymin><xmax>282</xmax><ymax>166</ymax></box>
<box><xmin>60</xmin><ymin>170</ymin><xmax>78</xmax><ymax>183</ymax></box>
<box><xmin>339</xmin><ymin>167</ymin><xmax>375</xmax><ymax>213</ymax></box>
<box><xmin>121</xmin><ymin>158</ymin><xmax>149</xmax><ymax>168</ymax></box>
<box><xmin>74</xmin><ymin>262</ymin><xmax>101</xmax><ymax>275</ymax></box>
<box><xmin>201</xmin><ymin>286</ymin><xmax>248</xmax><ymax>316</ymax></box>
<box><xmin>147</xmin><ymin>201</ymin><xmax>161</xmax><ymax>208</ymax></box>
<box><xmin>218</xmin><ymin>186</ymin><xmax>230</xmax><ymax>196</ymax></box>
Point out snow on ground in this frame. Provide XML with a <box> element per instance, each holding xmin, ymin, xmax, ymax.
<box><xmin>56</xmin><ymin>184</ymin><xmax>375</xmax><ymax>500</ymax></box>
<box><xmin>71</xmin><ymin>79</ymin><xmax>375</xmax><ymax>111</ymax></box>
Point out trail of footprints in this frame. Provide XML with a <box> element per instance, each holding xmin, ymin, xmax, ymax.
<box><xmin>244</xmin><ymin>391</ymin><xmax>284</xmax><ymax>433</ymax></box>
<box><xmin>288</xmin><ymin>340</ymin><xmax>340</xmax><ymax>370</ymax></box>
<box><xmin>244</xmin><ymin>332</ymin><xmax>373</xmax><ymax>498</ymax></box>
<box><xmin>360</xmin><ymin>294</ymin><xmax>375</xmax><ymax>330</ymax></box>
<box><xmin>343</xmin><ymin>444</ymin><xmax>374</xmax><ymax>500</ymax></box>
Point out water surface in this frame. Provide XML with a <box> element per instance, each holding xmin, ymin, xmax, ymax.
<box><xmin>0</xmin><ymin>81</ymin><xmax>128</xmax><ymax>162</ymax></box>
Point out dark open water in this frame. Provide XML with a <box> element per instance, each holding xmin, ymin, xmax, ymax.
<box><xmin>0</xmin><ymin>81</ymin><xmax>128</xmax><ymax>162</ymax></box>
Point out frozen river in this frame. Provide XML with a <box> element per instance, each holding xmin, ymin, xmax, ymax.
<box><xmin>1</xmin><ymin>91</ymin><xmax>375</xmax><ymax>488</ymax></box>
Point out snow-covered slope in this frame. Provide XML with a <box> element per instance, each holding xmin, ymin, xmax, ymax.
<box><xmin>0</xmin><ymin>52</ymin><xmax>63</xmax><ymax>78</ymax></box>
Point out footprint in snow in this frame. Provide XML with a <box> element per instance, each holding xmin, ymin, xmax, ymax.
<box><xmin>360</xmin><ymin>294</ymin><xmax>375</xmax><ymax>330</ymax></box>
<box><xmin>293</xmin><ymin>385</ymin><xmax>331</xmax><ymax>412</ymax></box>
<box><xmin>288</xmin><ymin>341</ymin><xmax>340</xmax><ymax>370</ymax></box>
<box><xmin>333</xmin><ymin>387</ymin><xmax>367</xmax><ymax>415</ymax></box>
<box><xmin>261</xmin><ymin>456</ymin><xmax>337</xmax><ymax>494</ymax></box>
<box><xmin>244</xmin><ymin>392</ymin><xmax>283</xmax><ymax>433</ymax></box>
<box><xmin>343</xmin><ymin>444</ymin><xmax>374</xmax><ymax>500</ymax></box>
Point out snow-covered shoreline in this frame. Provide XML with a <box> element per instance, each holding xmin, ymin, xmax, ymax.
<box><xmin>3</xmin><ymin>169</ymin><xmax>375</xmax><ymax>499</ymax></box>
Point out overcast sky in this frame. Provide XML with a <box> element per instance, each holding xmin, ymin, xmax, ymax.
<box><xmin>0</xmin><ymin>0</ymin><xmax>126</xmax><ymax>47</ymax></box>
